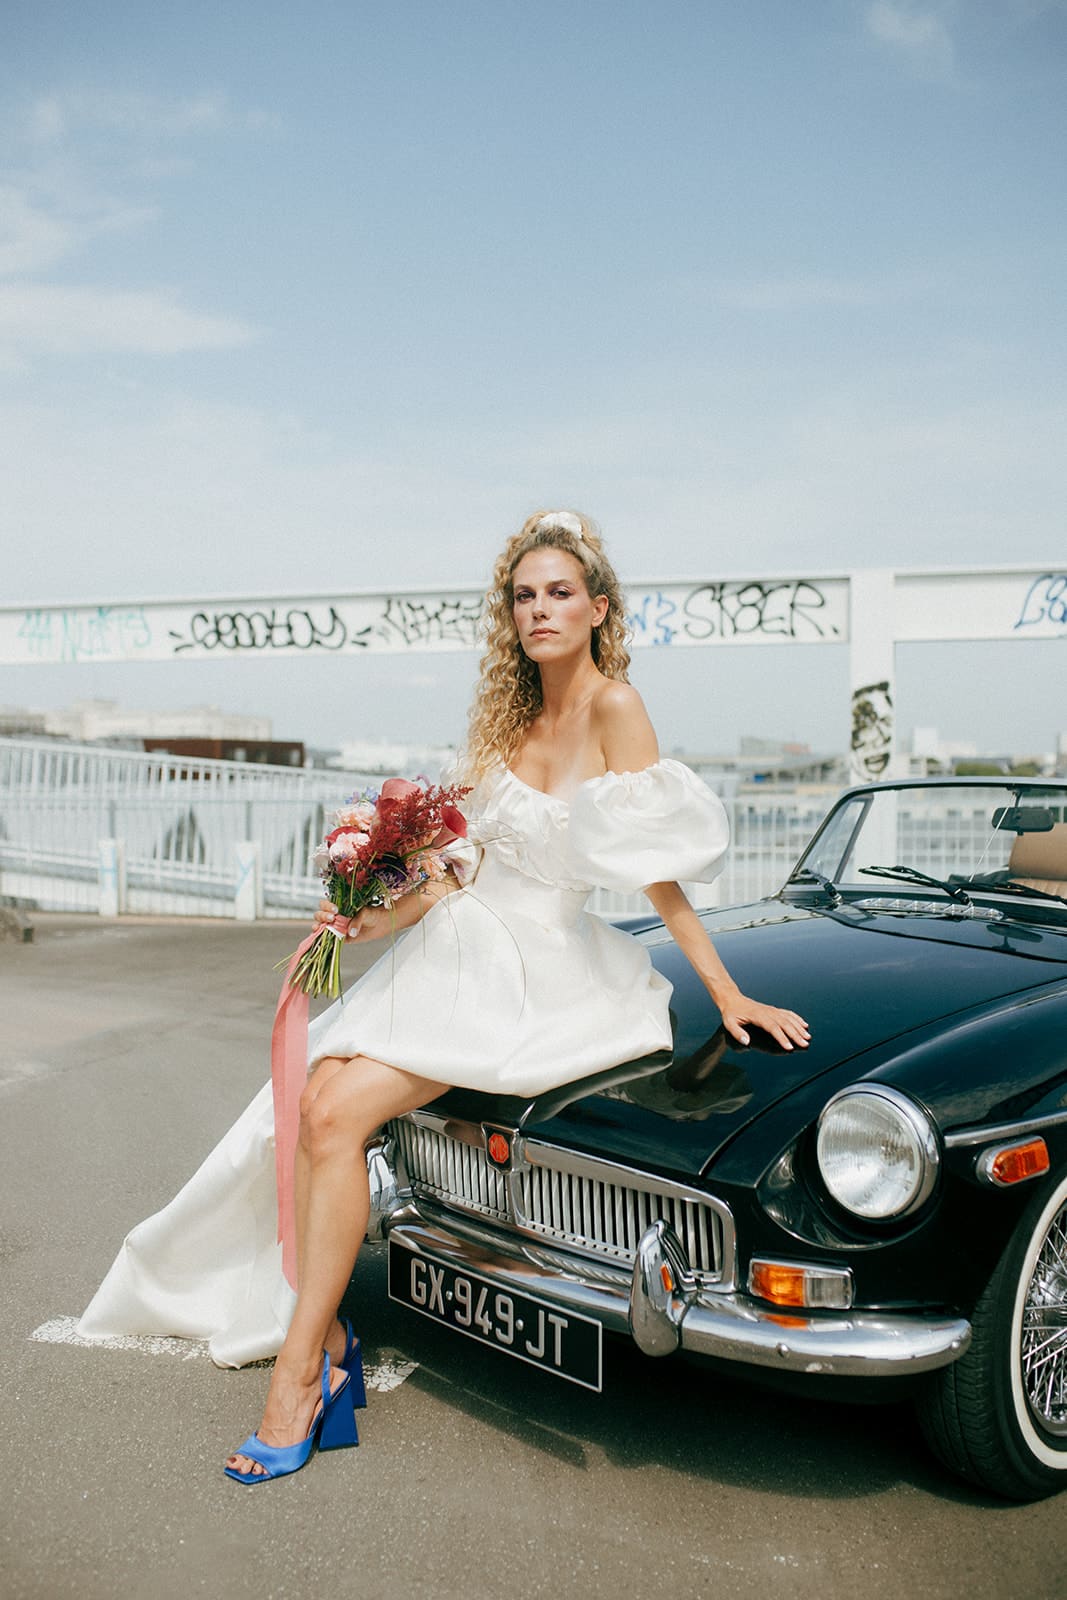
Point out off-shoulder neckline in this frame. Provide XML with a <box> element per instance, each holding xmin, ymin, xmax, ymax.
<box><xmin>504</xmin><ymin>767</ymin><xmax>573</xmax><ymax>805</ymax></box>
<box><xmin>503</xmin><ymin>759</ymin><xmax>676</xmax><ymax>805</ymax></box>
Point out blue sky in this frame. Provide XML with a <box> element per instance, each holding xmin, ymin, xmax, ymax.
<box><xmin>2</xmin><ymin>0</ymin><xmax>1065</xmax><ymax>756</ymax></box>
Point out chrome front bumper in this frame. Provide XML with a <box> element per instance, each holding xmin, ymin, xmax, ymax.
<box><xmin>371</xmin><ymin>1164</ymin><xmax>972</xmax><ymax>1380</ymax></box>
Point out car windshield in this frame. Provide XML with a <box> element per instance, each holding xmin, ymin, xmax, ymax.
<box><xmin>790</xmin><ymin>782</ymin><xmax>1067</xmax><ymax>908</ymax></box>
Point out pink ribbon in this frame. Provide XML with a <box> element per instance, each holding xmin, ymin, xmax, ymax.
<box><xmin>270</xmin><ymin>916</ymin><xmax>352</xmax><ymax>1288</ymax></box>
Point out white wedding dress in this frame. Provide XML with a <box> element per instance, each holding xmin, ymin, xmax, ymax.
<box><xmin>78</xmin><ymin>761</ymin><xmax>728</xmax><ymax>1366</ymax></box>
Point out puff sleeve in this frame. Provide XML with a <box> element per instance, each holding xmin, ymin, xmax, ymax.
<box><xmin>566</xmin><ymin>759</ymin><xmax>729</xmax><ymax>893</ymax></box>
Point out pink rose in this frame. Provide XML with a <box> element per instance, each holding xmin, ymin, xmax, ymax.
<box><xmin>334</xmin><ymin>802</ymin><xmax>377</xmax><ymax>830</ymax></box>
<box><xmin>328</xmin><ymin>830</ymin><xmax>369</xmax><ymax>864</ymax></box>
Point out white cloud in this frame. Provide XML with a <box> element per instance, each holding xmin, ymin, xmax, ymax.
<box><xmin>0</xmin><ymin>179</ymin><xmax>241</xmax><ymax>362</ymax></box>
<box><xmin>131</xmin><ymin>155</ymin><xmax>197</xmax><ymax>181</ymax></box>
<box><xmin>865</xmin><ymin>2</ymin><xmax>956</xmax><ymax>79</ymax></box>
<box><xmin>0</xmin><ymin>185</ymin><xmax>74</xmax><ymax>275</ymax></box>
<box><xmin>0</xmin><ymin>102</ymin><xmax>260</xmax><ymax>358</ymax></box>
<box><xmin>0</xmin><ymin>183</ymin><xmax>157</xmax><ymax>278</ymax></box>
<box><xmin>718</xmin><ymin>278</ymin><xmax>887</xmax><ymax>311</ymax></box>
<box><xmin>676</xmin><ymin>270</ymin><xmax>941</xmax><ymax>313</ymax></box>
<box><xmin>0</xmin><ymin>284</ymin><xmax>259</xmax><ymax>355</ymax></box>
<box><xmin>25</xmin><ymin>97</ymin><xmax>66</xmax><ymax>143</ymax></box>
<box><xmin>24</xmin><ymin>89</ymin><xmax>280</xmax><ymax>145</ymax></box>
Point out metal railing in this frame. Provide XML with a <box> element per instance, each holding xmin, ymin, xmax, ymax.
<box><xmin>0</xmin><ymin>738</ymin><xmax>377</xmax><ymax>919</ymax></box>
<box><xmin>0</xmin><ymin>737</ymin><xmax>834</xmax><ymax>919</ymax></box>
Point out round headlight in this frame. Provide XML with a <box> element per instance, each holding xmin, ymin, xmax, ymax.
<box><xmin>816</xmin><ymin>1086</ymin><xmax>939</xmax><ymax>1220</ymax></box>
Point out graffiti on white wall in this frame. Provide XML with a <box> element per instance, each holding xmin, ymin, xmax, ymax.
<box><xmin>850</xmin><ymin>680</ymin><xmax>894</xmax><ymax>780</ymax></box>
<box><xmin>626</xmin><ymin>579</ymin><xmax>845</xmax><ymax>647</ymax></box>
<box><xmin>4</xmin><ymin>568</ymin><xmax>1064</xmax><ymax>666</ymax></box>
<box><xmin>2</xmin><ymin>577</ymin><xmax>850</xmax><ymax>664</ymax></box>
<box><xmin>1013</xmin><ymin>573</ymin><xmax>1067</xmax><ymax>633</ymax></box>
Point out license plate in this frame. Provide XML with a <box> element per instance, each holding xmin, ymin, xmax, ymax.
<box><xmin>388</xmin><ymin>1239</ymin><xmax>603</xmax><ymax>1391</ymax></box>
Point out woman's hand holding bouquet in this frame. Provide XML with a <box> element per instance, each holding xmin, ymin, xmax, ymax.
<box><xmin>312</xmin><ymin>884</ymin><xmax>453</xmax><ymax>944</ymax></box>
<box><xmin>283</xmin><ymin>776</ymin><xmax>470</xmax><ymax>997</ymax></box>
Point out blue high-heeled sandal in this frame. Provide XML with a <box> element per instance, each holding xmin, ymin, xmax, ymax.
<box><xmin>339</xmin><ymin>1317</ymin><xmax>367</xmax><ymax>1411</ymax></box>
<box><xmin>224</xmin><ymin>1352</ymin><xmax>358</xmax><ymax>1485</ymax></box>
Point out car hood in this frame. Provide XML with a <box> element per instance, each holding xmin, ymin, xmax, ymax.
<box><xmin>501</xmin><ymin>901</ymin><xmax>1067</xmax><ymax>1179</ymax></box>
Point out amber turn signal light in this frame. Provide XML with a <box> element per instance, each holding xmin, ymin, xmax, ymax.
<box><xmin>979</xmin><ymin>1137</ymin><xmax>1050</xmax><ymax>1188</ymax></box>
<box><xmin>749</xmin><ymin>1261</ymin><xmax>806</xmax><ymax>1307</ymax></box>
<box><xmin>748</xmin><ymin>1257</ymin><xmax>853</xmax><ymax>1310</ymax></box>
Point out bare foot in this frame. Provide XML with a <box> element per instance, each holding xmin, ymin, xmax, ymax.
<box><xmin>225</xmin><ymin>1353</ymin><xmax>346</xmax><ymax>1480</ymax></box>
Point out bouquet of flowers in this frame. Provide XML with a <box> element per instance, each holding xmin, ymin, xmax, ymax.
<box><xmin>284</xmin><ymin>776</ymin><xmax>471</xmax><ymax>998</ymax></box>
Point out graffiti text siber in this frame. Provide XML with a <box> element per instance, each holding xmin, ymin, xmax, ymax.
<box><xmin>681</xmin><ymin>580</ymin><xmax>839</xmax><ymax>642</ymax></box>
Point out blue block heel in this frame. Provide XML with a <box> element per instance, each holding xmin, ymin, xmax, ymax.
<box><xmin>223</xmin><ymin>1352</ymin><xmax>357</xmax><ymax>1485</ymax></box>
<box><xmin>340</xmin><ymin>1318</ymin><xmax>367</xmax><ymax>1410</ymax></box>
<box><xmin>318</xmin><ymin>1374</ymin><xmax>359</xmax><ymax>1450</ymax></box>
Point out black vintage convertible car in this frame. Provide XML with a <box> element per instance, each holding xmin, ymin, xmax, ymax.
<box><xmin>365</xmin><ymin>777</ymin><xmax>1067</xmax><ymax>1500</ymax></box>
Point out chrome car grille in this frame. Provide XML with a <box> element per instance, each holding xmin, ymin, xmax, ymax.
<box><xmin>390</xmin><ymin>1118</ymin><xmax>510</xmax><ymax>1223</ymax></box>
<box><xmin>388</xmin><ymin>1113</ymin><xmax>733</xmax><ymax>1285</ymax></box>
<box><xmin>513</xmin><ymin>1159</ymin><xmax>723</xmax><ymax>1276</ymax></box>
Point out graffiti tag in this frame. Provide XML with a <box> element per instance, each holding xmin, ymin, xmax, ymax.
<box><xmin>626</xmin><ymin>590</ymin><xmax>678</xmax><ymax>647</ymax></box>
<box><xmin>1014</xmin><ymin>574</ymin><xmax>1067</xmax><ymax>632</ymax></box>
<box><xmin>168</xmin><ymin>606</ymin><xmax>359</xmax><ymax>654</ymax></box>
<box><xmin>680</xmin><ymin>580</ymin><xmax>841</xmax><ymax>642</ymax></box>
<box><xmin>374</xmin><ymin>595</ymin><xmax>483</xmax><ymax>650</ymax></box>
<box><xmin>3</xmin><ymin>577</ymin><xmax>851</xmax><ymax>665</ymax></box>
<box><xmin>16</xmin><ymin>606</ymin><xmax>153</xmax><ymax>663</ymax></box>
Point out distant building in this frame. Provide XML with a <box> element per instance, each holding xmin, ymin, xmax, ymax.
<box><xmin>0</xmin><ymin>706</ymin><xmax>48</xmax><ymax>736</ymax></box>
<box><xmin>906</xmin><ymin>725</ymin><xmax>1060</xmax><ymax>778</ymax></box>
<box><xmin>41</xmin><ymin>698</ymin><xmax>272</xmax><ymax>744</ymax></box>
<box><xmin>0</xmin><ymin>698</ymin><xmax>299</xmax><ymax>765</ymax></box>
<box><xmin>332</xmin><ymin>738</ymin><xmax>459</xmax><ymax>778</ymax></box>
<box><xmin>683</xmin><ymin>739</ymin><xmax>843</xmax><ymax>787</ymax></box>
<box><xmin>141</xmin><ymin>737</ymin><xmax>305</xmax><ymax>768</ymax></box>
<box><xmin>739</xmin><ymin>736</ymin><xmax>814</xmax><ymax>758</ymax></box>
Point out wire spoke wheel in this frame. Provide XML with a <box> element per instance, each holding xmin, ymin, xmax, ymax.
<box><xmin>919</xmin><ymin>1172</ymin><xmax>1067</xmax><ymax>1500</ymax></box>
<box><xmin>1020</xmin><ymin>1202</ymin><xmax>1067</xmax><ymax>1439</ymax></box>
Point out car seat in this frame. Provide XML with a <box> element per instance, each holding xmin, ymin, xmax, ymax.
<box><xmin>1007</xmin><ymin>822</ymin><xmax>1067</xmax><ymax>897</ymax></box>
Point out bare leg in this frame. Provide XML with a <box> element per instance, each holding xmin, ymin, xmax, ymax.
<box><xmin>292</xmin><ymin>1053</ymin><xmax>390</xmax><ymax>1373</ymax></box>
<box><xmin>226</xmin><ymin>1054</ymin><xmax>448</xmax><ymax>1478</ymax></box>
<box><xmin>295</xmin><ymin>1053</ymin><xmax>373</xmax><ymax>1373</ymax></box>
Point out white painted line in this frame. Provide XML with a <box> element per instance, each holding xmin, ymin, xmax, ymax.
<box><xmin>367</xmin><ymin>1349</ymin><xmax>419</xmax><ymax>1392</ymax></box>
<box><xmin>31</xmin><ymin>1317</ymin><xmax>212</xmax><ymax>1360</ymax></box>
<box><xmin>29</xmin><ymin>1318</ymin><xmax>419</xmax><ymax>1391</ymax></box>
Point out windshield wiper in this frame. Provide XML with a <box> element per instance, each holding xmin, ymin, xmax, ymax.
<box><xmin>859</xmin><ymin>865</ymin><xmax>972</xmax><ymax>905</ymax></box>
<box><xmin>791</xmin><ymin>866</ymin><xmax>842</xmax><ymax>907</ymax></box>
<box><xmin>982</xmin><ymin>880</ymin><xmax>1067</xmax><ymax>908</ymax></box>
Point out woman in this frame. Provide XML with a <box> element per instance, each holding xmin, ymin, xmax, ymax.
<box><xmin>80</xmin><ymin>510</ymin><xmax>809</xmax><ymax>1483</ymax></box>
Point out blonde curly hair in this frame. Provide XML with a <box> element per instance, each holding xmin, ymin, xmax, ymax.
<box><xmin>463</xmin><ymin>510</ymin><xmax>631</xmax><ymax>782</ymax></box>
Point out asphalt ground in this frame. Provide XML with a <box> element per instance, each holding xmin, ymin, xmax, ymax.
<box><xmin>2</xmin><ymin>914</ymin><xmax>1066</xmax><ymax>1600</ymax></box>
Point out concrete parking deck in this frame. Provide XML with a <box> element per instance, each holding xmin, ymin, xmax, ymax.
<box><xmin>2</xmin><ymin>915</ymin><xmax>1065</xmax><ymax>1600</ymax></box>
